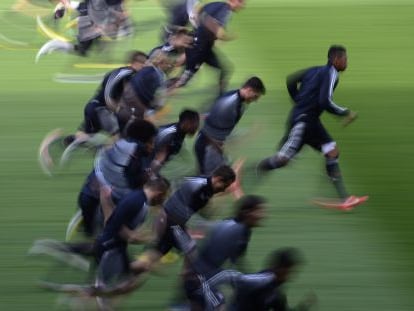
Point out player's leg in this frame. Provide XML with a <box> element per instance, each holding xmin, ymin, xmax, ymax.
<box><xmin>308</xmin><ymin>121</ymin><xmax>349</xmax><ymax>199</ymax></box>
<box><xmin>323</xmin><ymin>143</ymin><xmax>349</xmax><ymax>199</ymax></box>
<box><xmin>173</xmin><ymin>46</ymin><xmax>204</xmax><ymax>89</ymax></box>
<box><xmin>38</xmin><ymin>128</ymin><xmax>65</xmax><ymax>175</ymax></box>
<box><xmin>204</xmin><ymin>48</ymin><xmax>233</xmax><ymax>95</ymax></box>
<box><xmin>95</xmin><ymin>247</ymin><xmax>130</xmax><ymax>309</ymax></box>
<box><xmin>308</xmin><ymin>121</ymin><xmax>368</xmax><ymax>209</ymax></box>
<box><xmin>77</xmin><ymin>172</ymin><xmax>102</xmax><ymax>237</ymax></box>
<box><xmin>75</xmin><ymin>14</ymin><xmax>102</xmax><ymax>56</ymax></box>
<box><xmin>258</xmin><ymin>121</ymin><xmax>306</xmax><ymax>172</ymax></box>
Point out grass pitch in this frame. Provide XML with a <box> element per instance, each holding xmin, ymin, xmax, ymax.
<box><xmin>0</xmin><ymin>0</ymin><xmax>413</xmax><ymax>310</ymax></box>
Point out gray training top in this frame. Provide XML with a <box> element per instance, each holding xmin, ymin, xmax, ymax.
<box><xmin>194</xmin><ymin>218</ymin><xmax>251</xmax><ymax>279</ymax></box>
<box><xmin>163</xmin><ymin>176</ymin><xmax>214</xmax><ymax>226</ymax></box>
<box><xmin>202</xmin><ymin>90</ymin><xmax>245</xmax><ymax>142</ymax></box>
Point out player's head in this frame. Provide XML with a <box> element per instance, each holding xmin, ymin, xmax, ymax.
<box><xmin>327</xmin><ymin>45</ymin><xmax>347</xmax><ymax>72</ymax></box>
<box><xmin>150</xmin><ymin>50</ymin><xmax>176</xmax><ymax>74</ymax></box>
<box><xmin>126</xmin><ymin>119</ymin><xmax>158</xmax><ymax>153</ymax></box>
<box><xmin>266</xmin><ymin>247</ymin><xmax>304</xmax><ymax>283</ymax></box>
<box><xmin>178</xmin><ymin>109</ymin><xmax>200</xmax><ymax>136</ymax></box>
<box><xmin>169</xmin><ymin>28</ymin><xmax>194</xmax><ymax>49</ymax></box>
<box><xmin>228</xmin><ymin>0</ymin><xmax>245</xmax><ymax>11</ymax></box>
<box><xmin>127</xmin><ymin>50</ymin><xmax>148</xmax><ymax>71</ymax></box>
<box><xmin>211</xmin><ymin>165</ymin><xmax>236</xmax><ymax>193</ymax></box>
<box><xmin>240</xmin><ymin>76</ymin><xmax>266</xmax><ymax>103</ymax></box>
<box><xmin>144</xmin><ymin>176</ymin><xmax>171</xmax><ymax>206</ymax></box>
<box><xmin>234</xmin><ymin>195</ymin><xmax>266</xmax><ymax>227</ymax></box>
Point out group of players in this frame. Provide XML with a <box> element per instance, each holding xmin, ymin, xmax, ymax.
<box><xmin>30</xmin><ymin>0</ymin><xmax>368</xmax><ymax>310</ymax></box>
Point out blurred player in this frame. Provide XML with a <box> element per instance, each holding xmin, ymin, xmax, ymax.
<box><xmin>36</xmin><ymin>0</ymin><xmax>133</xmax><ymax>61</ymax></box>
<box><xmin>172</xmin><ymin>0</ymin><xmax>246</xmax><ymax>94</ymax></box>
<box><xmin>78</xmin><ymin>119</ymin><xmax>157</xmax><ymax>237</ymax></box>
<box><xmin>228</xmin><ymin>248</ymin><xmax>316</xmax><ymax>311</ymax></box>
<box><xmin>151</xmin><ymin>109</ymin><xmax>200</xmax><ymax>177</ymax></box>
<box><xmin>149</xmin><ymin>28</ymin><xmax>194</xmax><ymax>84</ymax></box>
<box><xmin>38</xmin><ymin>50</ymin><xmax>148</xmax><ymax>174</ymax></box>
<box><xmin>181</xmin><ymin>195</ymin><xmax>266</xmax><ymax>310</ymax></box>
<box><xmin>115</xmin><ymin>51</ymin><xmax>176</xmax><ymax>132</ymax></box>
<box><xmin>258</xmin><ymin>45</ymin><xmax>368</xmax><ymax>210</ymax></box>
<box><xmin>194</xmin><ymin>77</ymin><xmax>265</xmax><ymax>175</ymax></box>
<box><xmin>93</xmin><ymin>177</ymin><xmax>170</xmax><ymax>308</ymax></box>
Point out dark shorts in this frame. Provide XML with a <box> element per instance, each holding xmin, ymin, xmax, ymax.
<box><xmin>185</xmin><ymin>40</ymin><xmax>221</xmax><ymax>73</ymax></box>
<box><xmin>82</xmin><ymin>99</ymin><xmax>119</xmax><ymax>134</ymax></box>
<box><xmin>278</xmin><ymin>119</ymin><xmax>333</xmax><ymax>159</ymax></box>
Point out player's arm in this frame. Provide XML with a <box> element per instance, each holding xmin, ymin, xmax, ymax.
<box><xmin>204</xmin><ymin>270</ymin><xmax>275</xmax><ymax>289</ymax></box>
<box><xmin>201</xmin><ymin>12</ymin><xmax>233</xmax><ymax>41</ymax></box>
<box><xmin>319</xmin><ymin>69</ymin><xmax>350</xmax><ymax>116</ymax></box>
<box><xmin>119</xmin><ymin>226</ymin><xmax>154</xmax><ymax>244</ymax></box>
<box><xmin>151</xmin><ymin>146</ymin><xmax>169</xmax><ymax>177</ymax></box>
<box><xmin>286</xmin><ymin>68</ymin><xmax>308</xmax><ymax>101</ymax></box>
<box><xmin>104</xmin><ymin>68</ymin><xmax>134</xmax><ymax>112</ymax></box>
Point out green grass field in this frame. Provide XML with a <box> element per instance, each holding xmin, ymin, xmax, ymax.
<box><xmin>1</xmin><ymin>0</ymin><xmax>414</xmax><ymax>310</ymax></box>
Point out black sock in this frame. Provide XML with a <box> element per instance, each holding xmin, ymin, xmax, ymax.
<box><xmin>326</xmin><ymin>158</ymin><xmax>349</xmax><ymax>199</ymax></box>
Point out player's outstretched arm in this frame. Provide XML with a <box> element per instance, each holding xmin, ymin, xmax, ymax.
<box><xmin>286</xmin><ymin>69</ymin><xmax>308</xmax><ymax>101</ymax></box>
<box><xmin>342</xmin><ymin>110</ymin><xmax>358</xmax><ymax>127</ymax></box>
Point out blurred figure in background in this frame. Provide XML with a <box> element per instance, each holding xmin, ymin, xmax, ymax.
<box><xmin>172</xmin><ymin>0</ymin><xmax>246</xmax><ymax>94</ymax></box>
<box><xmin>159</xmin><ymin>0</ymin><xmax>200</xmax><ymax>40</ymax></box>
<box><xmin>36</xmin><ymin>0</ymin><xmax>134</xmax><ymax>61</ymax></box>
<box><xmin>258</xmin><ymin>45</ymin><xmax>368</xmax><ymax>210</ymax></box>
<box><xmin>38</xmin><ymin>50</ymin><xmax>148</xmax><ymax>175</ymax></box>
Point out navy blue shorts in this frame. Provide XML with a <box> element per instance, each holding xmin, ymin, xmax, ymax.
<box><xmin>278</xmin><ymin>119</ymin><xmax>333</xmax><ymax>159</ymax></box>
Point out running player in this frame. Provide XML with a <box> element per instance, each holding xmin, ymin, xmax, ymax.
<box><xmin>258</xmin><ymin>45</ymin><xmax>367</xmax><ymax>210</ymax></box>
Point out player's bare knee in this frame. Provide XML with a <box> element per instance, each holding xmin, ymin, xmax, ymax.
<box><xmin>325</xmin><ymin>148</ymin><xmax>339</xmax><ymax>159</ymax></box>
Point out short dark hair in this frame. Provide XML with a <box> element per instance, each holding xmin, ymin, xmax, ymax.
<box><xmin>145</xmin><ymin>175</ymin><xmax>171</xmax><ymax>193</ymax></box>
<box><xmin>266</xmin><ymin>247</ymin><xmax>304</xmax><ymax>270</ymax></box>
<box><xmin>127</xmin><ymin>50</ymin><xmax>148</xmax><ymax>64</ymax></box>
<box><xmin>235</xmin><ymin>195</ymin><xmax>266</xmax><ymax>221</ymax></box>
<box><xmin>212</xmin><ymin>165</ymin><xmax>236</xmax><ymax>183</ymax></box>
<box><xmin>126</xmin><ymin>119</ymin><xmax>158</xmax><ymax>143</ymax></box>
<box><xmin>327</xmin><ymin>45</ymin><xmax>347</xmax><ymax>63</ymax></box>
<box><xmin>178</xmin><ymin>109</ymin><xmax>200</xmax><ymax>123</ymax></box>
<box><xmin>242</xmin><ymin>76</ymin><xmax>266</xmax><ymax>94</ymax></box>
